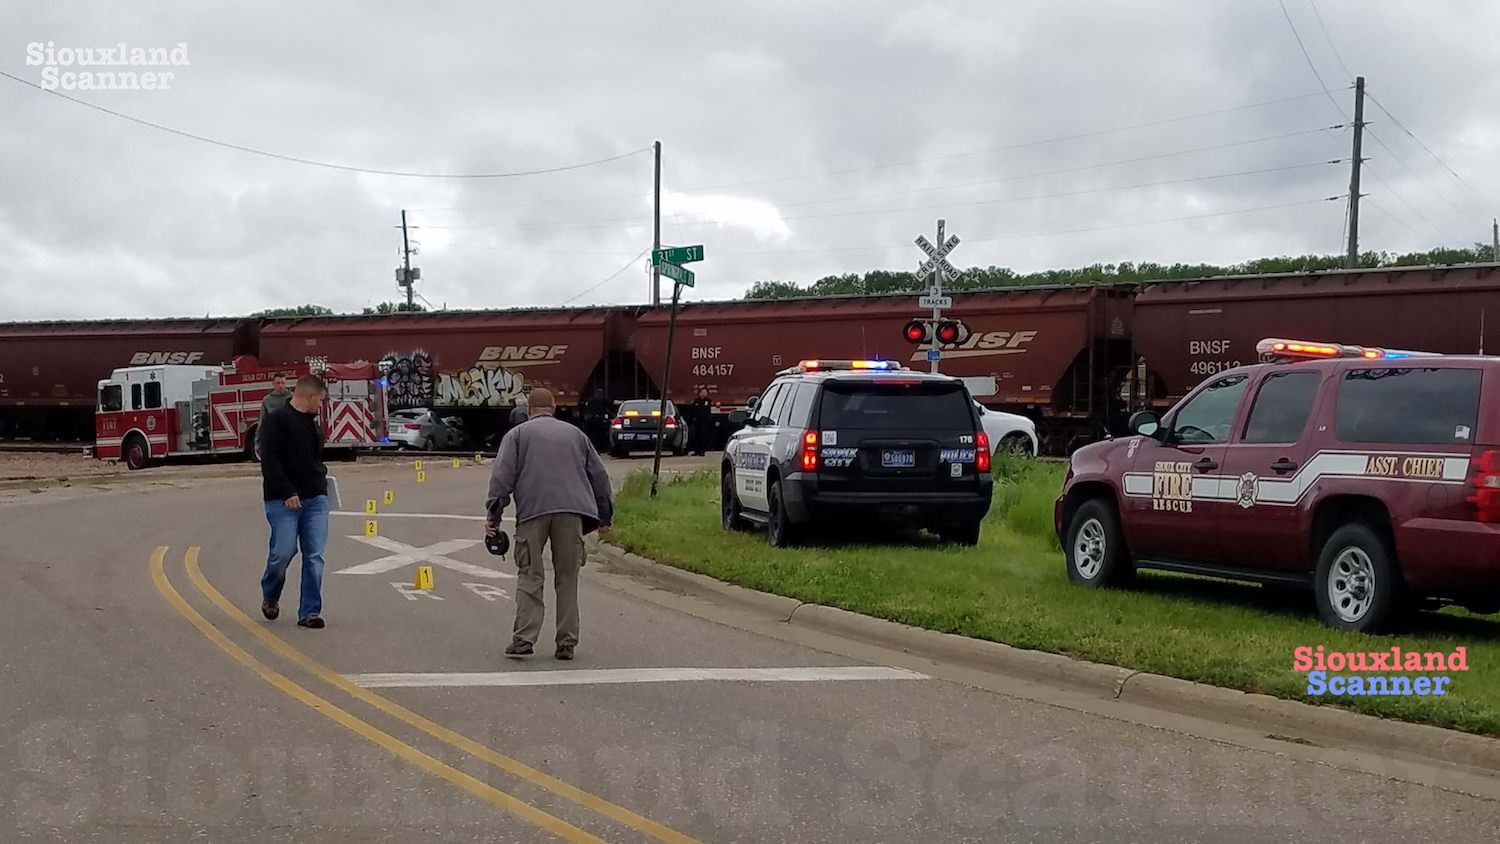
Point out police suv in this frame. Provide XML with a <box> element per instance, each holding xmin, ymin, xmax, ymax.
<box><xmin>722</xmin><ymin>359</ymin><xmax>994</xmax><ymax>547</ymax></box>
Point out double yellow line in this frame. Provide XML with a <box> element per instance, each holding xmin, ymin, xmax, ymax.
<box><xmin>151</xmin><ymin>546</ymin><xmax>701</xmax><ymax>844</ymax></box>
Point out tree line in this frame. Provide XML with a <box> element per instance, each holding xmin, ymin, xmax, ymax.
<box><xmin>743</xmin><ymin>245</ymin><xmax>1499</xmax><ymax>300</ymax></box>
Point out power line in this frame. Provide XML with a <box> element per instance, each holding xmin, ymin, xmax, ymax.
<box><xmin>1362</xmin><ymin>126</ymin><xmax>1471</xmax><ymax>222</ymax></box>
<box><xmin>560</xmin><ymin>249</ymin><xmax>649</xmax><ymax>305</ymax></box>
<box><xmin>422</xmin><ymin>158</ymin><xmax>1347</xmax><ymax>233</ymax></box>
<box><xmin>1360</xmin><ymin>163</ymin><xmax>1442</xmax><ymax>237</ymax></box>
<box><xmin>1364</xmin><ymin>90</ymin><xmax>1491</xmax><ymax>213</ymax></box>
<box><xmin>1277</xmin><ymin>0</ymin><xmax>1347</xmax><ymax>117</ymax></box>
<box><xmin>0</xmin><ymin>69</ymin><xmax>650</xmax><ymax>179</ymax></box>
<box><xmin>1309</xmin><ymin>0</ymin><xmax>1355</xmax><ymax>82</ymax></box>
<box><xmin>673</xmin><ymin>91</ymin><xmax>1331</xmax><ymax>193</ymax></box>
<box><xmin>716</xmin><ymin>196</ymin><xmax>1341</xmax><ymax>256</ymax></box>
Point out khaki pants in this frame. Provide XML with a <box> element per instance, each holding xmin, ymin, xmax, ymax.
<box><xmin>512</xmin><ymin>513</ymin><xmax>585</xmax><ymax>649</ymax></box>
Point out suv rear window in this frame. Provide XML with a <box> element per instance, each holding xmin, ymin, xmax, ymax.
<box><xmin>1336</xmin><ymin>367</ymin><xmax>1481</xmax><ymax>445</ymax></box>
<box><xmin>817</xmin><ymin>380</ymin><xmax>973</xmax><ymax>430</ymax></box>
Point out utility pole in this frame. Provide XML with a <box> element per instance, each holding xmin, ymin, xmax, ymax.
<box><xmin>652</xmin><ymin>140</ymin><xmax>662</xmax><ymax>307</ymax></box>
<box><xmin>400</xmin><ymin>209</ymin><xmax>414</xmax><ymax>310</ymax></box>
<box><xmin>1492</xmin><ymin>217</ymin><xmax>1497</xmax><ymax>262</ymax></box>
<box><xmin>1345</xmin><ymin>76</ymin><xmax>1365</xmax><ymax>268</ymax></box>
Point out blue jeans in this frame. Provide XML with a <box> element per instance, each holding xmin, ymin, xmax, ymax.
<box><xmin>261</xmin><ymin>495</ymin><xmax>329</xmax><ymax>620</ymax></box>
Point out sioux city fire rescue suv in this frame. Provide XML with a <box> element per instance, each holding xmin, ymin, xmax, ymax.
<box><xmin>93</xmin><ymin>355</ymin><xmax>388</xmax><ymax>470</ymax></box>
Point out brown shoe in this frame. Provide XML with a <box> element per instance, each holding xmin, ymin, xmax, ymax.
<box><xmin>261</xmin><ymin>601</ymin><xmax>279</xmax><ymax>620</ymax></box>
<box><xmin>504</xmin><ymin>640</ymin><xmax>533</xmax><ymax>658</ymax></box>
<box><xmin>554</xmin><ymin>645</ymin><xmax>575</xmax><ymax>661</ymax></box>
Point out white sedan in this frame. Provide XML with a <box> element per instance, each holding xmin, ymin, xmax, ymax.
<box><xmin>975</xmin><ymin>402</ymin><xmax>1038</xmax><ymax>456</ymax></box>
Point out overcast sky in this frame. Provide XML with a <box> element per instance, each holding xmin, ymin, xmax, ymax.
<box><xmin>2</xmin><ymin>0</ymin><xmax>1496</xmax><ymax>320</ymax></box>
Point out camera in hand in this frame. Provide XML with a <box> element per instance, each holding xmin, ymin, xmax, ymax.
<box><xmin>485</xmin><ymin>529</ymin><xmax>510</xmax><ymax>557</ymax></box>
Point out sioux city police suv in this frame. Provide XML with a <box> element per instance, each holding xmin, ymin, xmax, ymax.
<box><xmin>721</xmin><ymin>359</ymin><xmax>993</xmax><ymax>547</ymax></box>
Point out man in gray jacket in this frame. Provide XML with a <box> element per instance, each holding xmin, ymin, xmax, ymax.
<box><xmin>484</xmin><ymin>388</ymin><xmax>613</xmax><ymax>660</ymax></box>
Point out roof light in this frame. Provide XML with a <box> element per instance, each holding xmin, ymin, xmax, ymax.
<box><xmin>1257</xmin><ymin>338</ymin><xmax>1440</xmax><ymax>362</ymax></box>
<box><xmin>794</xmin><ymin>359</ymin><xmax>900</xmax><ymax>372</ymax></box>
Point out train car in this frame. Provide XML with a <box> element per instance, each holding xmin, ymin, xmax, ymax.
<box><xmin>634</xmin><ymin>286</ymin><xmax>1135</xmax><ymax>453</ymax></box>
<box><xmin>1132</xmin><ymin>263</ymin><xmax>1500</xmax><ymax>405</ymax></box>
<box><xmin>0</xmin><ymin>318</ymin><xmax>258</xmax><ymax>441</ymax></box>
<box><xmin>256</xmin><ymin>308</ymin><xmax>648</xmax><ymax>444</ymax></box>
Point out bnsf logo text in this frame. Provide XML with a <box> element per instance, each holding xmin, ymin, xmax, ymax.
<box><xmin>130</xmin><ymin>351</ymin><xmax>205</xmax><ymax>365</ymax></box>
<box><xmin>909</xmin><ymin>330</ymin><xmax>1038</xmax><ymax>361</ymax></box>
<box><xmin>478</xmin><ymin>345</ymin><xmax>568</xmax><ymax>364</ymax></box>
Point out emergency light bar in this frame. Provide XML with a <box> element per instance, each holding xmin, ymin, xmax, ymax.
<box><xmin>1257</xmin><ymin>338</ymin><xmax>1440</xmax><ymax>362</ymax></box>
<box><xmin>783</xmin><ymin>359</ymin><xmax>905</xmax><ymax>374</ymax></box>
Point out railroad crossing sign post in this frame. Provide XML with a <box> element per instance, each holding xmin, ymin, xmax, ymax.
<box><xmin>649</xmin><ymin>245</ymin><xmax>705</xmax><ymax>497</ymax></box>
<box><xmin>914</xmin><ymin>220</ymin><xmax>961</xmax><ymax>373</ymax></box>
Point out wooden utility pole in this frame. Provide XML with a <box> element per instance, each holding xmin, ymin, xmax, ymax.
<box><xmin>1345</xmin><ymin>76</ymin><xmax>1365</xmax><ymax>268</ymax></box>
<box><xmin>652</xmin><ymin>140</ymin><xmax>662</xmax><ymax>307</ymax></box>
<box><xmin>401</xmin><ymin>210</ymin><xmax>414</xmax><ymax>310</ymax></box>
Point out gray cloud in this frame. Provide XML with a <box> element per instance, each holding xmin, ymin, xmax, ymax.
<box><xmin>1</xmin><ymin>0</ymin><xmax>1494</xmax><ymax>320</ymax></box>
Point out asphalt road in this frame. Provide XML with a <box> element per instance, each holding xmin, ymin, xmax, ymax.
<box><xmin>2</xmin><ymin>455</ymin><xmax>1497</xmax><ymax>842</ymax></box>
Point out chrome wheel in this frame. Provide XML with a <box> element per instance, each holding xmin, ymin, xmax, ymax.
<box><xmin>1073</xmin><ymin>517</ymin><xmax>1106</xmax><ymax>580</ymax></box>
<box><xmin>1328</xmin><ymin>547</ymin><xmax>1375</xmax><ymax>623</ymax></box>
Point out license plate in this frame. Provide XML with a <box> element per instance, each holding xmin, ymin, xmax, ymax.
<box><xmin>881</xmin><ymin>449</ymin><xmax>916</xmax><ymax>468</ymax></box>
<box><xmin>622</xmin><ymin>433</ymin><xmax>639</xmax><ymax>440</ymax></box>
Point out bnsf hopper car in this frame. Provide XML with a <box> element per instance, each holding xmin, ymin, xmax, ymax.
<box><xmin>1133</xmin><ymin>263</ymin><xmax>1500</xmax><ymax>405</ymax></box>
<box><xmin>256</xmin><ymin>308</ymin><xmax>649</xmax><ymax>442</ymax></box>
<box><xmin>634</xmin><ymin>286</ymin><xmax>1135</xmax><ymax>453</ymax></box>
<box><xmin>0</xmin><ymin>319</ymin><xmax>258</xmax><ymax>441</ymax></box>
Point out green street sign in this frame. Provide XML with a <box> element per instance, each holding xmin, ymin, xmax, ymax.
<box><xmin>653</xmin><ymin>245</ymin><xmax>704</xmax><ymax>266</ymax></box>
<box><xmin>658</xmin><ymin>261</ymin><xmax>695</xmax><ymax>287</ymax></box>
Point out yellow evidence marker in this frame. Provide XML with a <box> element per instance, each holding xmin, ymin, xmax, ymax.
<box><xmin>414</xmin><ymin>460</ymin><xmax>424</xmax><ymax>471</ymax></box>
<box><xmin>365</xmin><ymin>499</ymin><xmax>377</xmax><ymax>515</ymax></box>
<box><xmin>383</xmin><ymin>489</ymin><xmax>395</xmax><ymax>505</ymax></box>
<box><xmin>474</xmin><ymin>452</ymin><xmax>483</xmax><ymax>464</ymax></box>
<box><xmin>415</xmin><ymin>565</ymin><xmax>435</xmax><ymax>590</ymax></box>
<box><xmin>452</xmin><ymin>458</ymin><xmax>461</xmax><ymax>469</ymax></box>
<box><xmin>364</xmin><ymin>520</ymin><xmax>378</xmax><ymax>537</ymax></box>
<box><xmin>416</xmin><ymin>470</ymin><xmax>426</xmax><ymax>484</ymax></box>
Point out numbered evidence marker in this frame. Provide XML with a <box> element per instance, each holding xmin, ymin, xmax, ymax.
<box><xmin>452</xmin><ymin>458</ymin><xmax>461</xmax><ymax>469</ymax></box>
<box><xmin>473</xmin><ymin>452</ymin><xmax>483</xmax><ymax>464</ymax></box>
<box><xmin>383</xmin><ymin>489</ymin><xmax>395</xmax><ymax>505</ymax></box>
<box><xmin>414</xmin><ymin>460</ymin><xmax>424</xmax><ymax>471</ymax></box>
<box><xmin>365</xmin><ymin>499</ymin><xmax>378</xmax><ymax>514</ymax></box>
<box><xmin>364</xmin><ymin>519</ymin><xmax>379</xmax><ymax>537</ymax></box>
<box><xmin>416</xmin><ymin>470</ymin><xmax>426</xmax><ymax>484</ymax></box>
<box><xmin>415</xmin><ymin>565</ymin><xmax>435</xmax><ymax>591</ymax></box>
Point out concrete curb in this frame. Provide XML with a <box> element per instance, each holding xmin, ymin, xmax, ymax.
<box><xmin>596</xmin><ymin>541</ymin><xmax>1500</xmax><ymax>772</ymax></box>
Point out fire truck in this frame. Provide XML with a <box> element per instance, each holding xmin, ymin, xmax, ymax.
<box><xmin>94</xmin><ymin>356</ymin><xmax>388</xmax><ymax>469</ymax></box>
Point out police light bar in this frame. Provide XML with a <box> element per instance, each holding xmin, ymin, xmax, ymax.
<box><xmin>790</xmin><ymin>359</ymin><xmax>903</xmax><ymax>373</ymax></box>
<box><xmin>1257</xmin><ymin>338</ymin><xmax>1440</xmax><ymax>361</ymax></box>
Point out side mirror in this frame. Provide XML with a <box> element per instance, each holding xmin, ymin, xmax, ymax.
<box><xmin>728</xmin><ymin>410</ymin><xmax>751</xmax><ymax>427</ymax></box>
<box><xmin>746</xmin><ymin>396</ymin><xmax>760</xmax><ymax>411</ymax></box>
<box><xmin>1129</xmin><ymin>410</ymin><xmax>1162</xmax><ymax>438</ymax></box>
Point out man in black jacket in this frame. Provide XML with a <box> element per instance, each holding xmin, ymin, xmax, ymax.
<box><xmin>258</xmin><ymin>375</ymin><xmax>331</xmax><ymax>629</ymax></box>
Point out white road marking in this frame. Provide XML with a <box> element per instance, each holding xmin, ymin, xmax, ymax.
<box><xmin>336</xmin><ymin>536</ymin><xmax>510</xmax><ymax>579</ymax></box>
<box><xmin>333</xmin><ymin>511</ymin><xmax>492</xmax><ymax>522</ymax></box>
<box><xmin>464</xmin><ymin>582</ymin><xmax>512</xmax><ymax>602</ymax></box>
<box><xmin>390</xmin><ymin>582</ymin><xmax>445</xmax><ymax>601</ymax></box>
<box><xmin>346</xmin><ymin>666</ymin><xmax>929</xmax><ymax>688</ymax></box>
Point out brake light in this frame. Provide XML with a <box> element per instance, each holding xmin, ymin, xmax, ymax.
<box><xmin>1469</xmin><ymin>451</ymin><xmax>1500</xmax><ymax>522</ymax></box>
<box><xmin>664</xmin><ymin>417</ymin><xmax>677</xmax><ymax>428</ymax></box>
<box><xmin>404</xmin><ymin>423</ymin><xmax>421</xmax><ymax>430</ymax></box>
<box><xmin>800</xmin><ymin>430</ymin><xmax>818</xmax><ymax>471</ymax></box>
<box><xmin>976</xmin><ymin>432</ymin><xmax>991</xmax><ymax>472</ymax></box>
<box><xmin>610</xmin><ymin>417</ymin><xmax>622</xmax><ymax>428</ymax></box>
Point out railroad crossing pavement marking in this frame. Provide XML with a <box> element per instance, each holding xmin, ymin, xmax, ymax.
<box><xmin>336</xmin><ymin>535</ymin><xmax>507</xmax><ymax>579</ymax></box>
<box><xmin>179</xmin><ymin>547</ymin><xmax>704</xmax><ymax>844</ymax></box>
<box><xmin>149</xmin><ymin>547</ymin><xmax>608</xmax><ymax>844</ymax></box>
<box><xmin>347</xmin><ymin>666</ymin><xmax>930</xmax><ymax>689</ymax></box>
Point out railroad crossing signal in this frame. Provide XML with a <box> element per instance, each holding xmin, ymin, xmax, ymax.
<box><xmin>914</xmin><ymin>219</ymin><xmax>963</xmax><ymax>373</ymax></box>
<box><xmin>902</xmin><ymin>318</ymin><xmax>970</xmax><ymax>347</ymax></box>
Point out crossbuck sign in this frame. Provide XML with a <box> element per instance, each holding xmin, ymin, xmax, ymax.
<box><xmin>914</xmin><ymin>223</ymin><xmax>961</xmax><ymax>285</ymax></box>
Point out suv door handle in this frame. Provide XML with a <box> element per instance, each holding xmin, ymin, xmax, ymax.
<box><xmin>1270</xmin><ymin>458</ymin><xmax>1299</xmax><ymax>473</ymax></box>
<box><xmin>1193</xmin><ymin>457</ymin><xmax>1218</xmax><ymax>472</ymax></box>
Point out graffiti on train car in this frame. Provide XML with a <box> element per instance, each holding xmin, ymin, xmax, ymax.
<box><xmin>382</xmin><ymin>349</ymin><xmax>526</xmax><ymax>408</ymax></box>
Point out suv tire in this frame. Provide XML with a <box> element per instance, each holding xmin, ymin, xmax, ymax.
<box><xmin>721</xmin><ymin>471</ymin><xmax>746</xmax><ymax>531</ymax></box>
<box><xmin>767</xmin><ymin>479</ymin><xmax>799</xmax><ymax>548</ymax></box>
<box><xmin>1065</xmin><ymin>498</ymin><xmax>1132</xmax><ymax>586</ymax></box>
<box><xmin>1314</xmin><ymin>522</ymin><xmax>1404</xmax><ymax>632</ymax></box>
<box><xmin>939</xmin><ymin>519</ymin><xmax>982</xmax><ymax>546</ymax></box>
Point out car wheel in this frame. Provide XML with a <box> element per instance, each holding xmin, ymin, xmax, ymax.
<box><xmin>1314</xmin><ymin>523</ymin><xmax>1404</xmax><ymax>632</ymax></box>
<box><xmin>721</xmin><ymin>471</ymin><xmax>746</xmax><ymax>531</ymax></box>
<box><xmin>124</xmin><ymin>434</ymin><xmax>152</xmax><ymax>471</ymax></box>
<box><xmin>1065</xmin><ymin>498</ymin><xmax>1131</xmax><ymax>586</ymax></box>
<box><xmin>767</xmin><ymin>480</ymin><xmax>798</xmax><ymax>548</ymax></box>
<box><xmin>999</xmin><ymin>433</ymin><xmax>1032</xmax><ymax>457</ymax></box>
<box><xmin>939</xmin><ymin>519</ymin><xmax>982</xmax><ymax>546</ymax></box>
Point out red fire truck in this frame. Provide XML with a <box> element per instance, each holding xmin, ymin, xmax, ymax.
<box><xmin>94</xmin><ymin>356</ymin><xmax>388</xmax><ymax>469</ymax></box>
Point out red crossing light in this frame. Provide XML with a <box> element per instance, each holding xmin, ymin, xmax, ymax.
<box><xmin>935</xmin><ymin>319</ymin><xmax>969</xmax><ymax>346</ymax></box>
<box><xmin>902</xmin><ymin>319</ymin><xmax>930</xmax><ymax>344</ymax></box>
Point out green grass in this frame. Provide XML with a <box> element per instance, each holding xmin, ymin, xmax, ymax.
<box><xmin>608</xmin><ymin>463</ymin><xmax>1500</xmax><ymax>736</ymax></box>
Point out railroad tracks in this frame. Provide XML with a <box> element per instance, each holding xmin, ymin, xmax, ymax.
<box><xmin>0</xmin><ymin>442</ymin><xmax>89</xmax><ymax>454</ymax></box>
